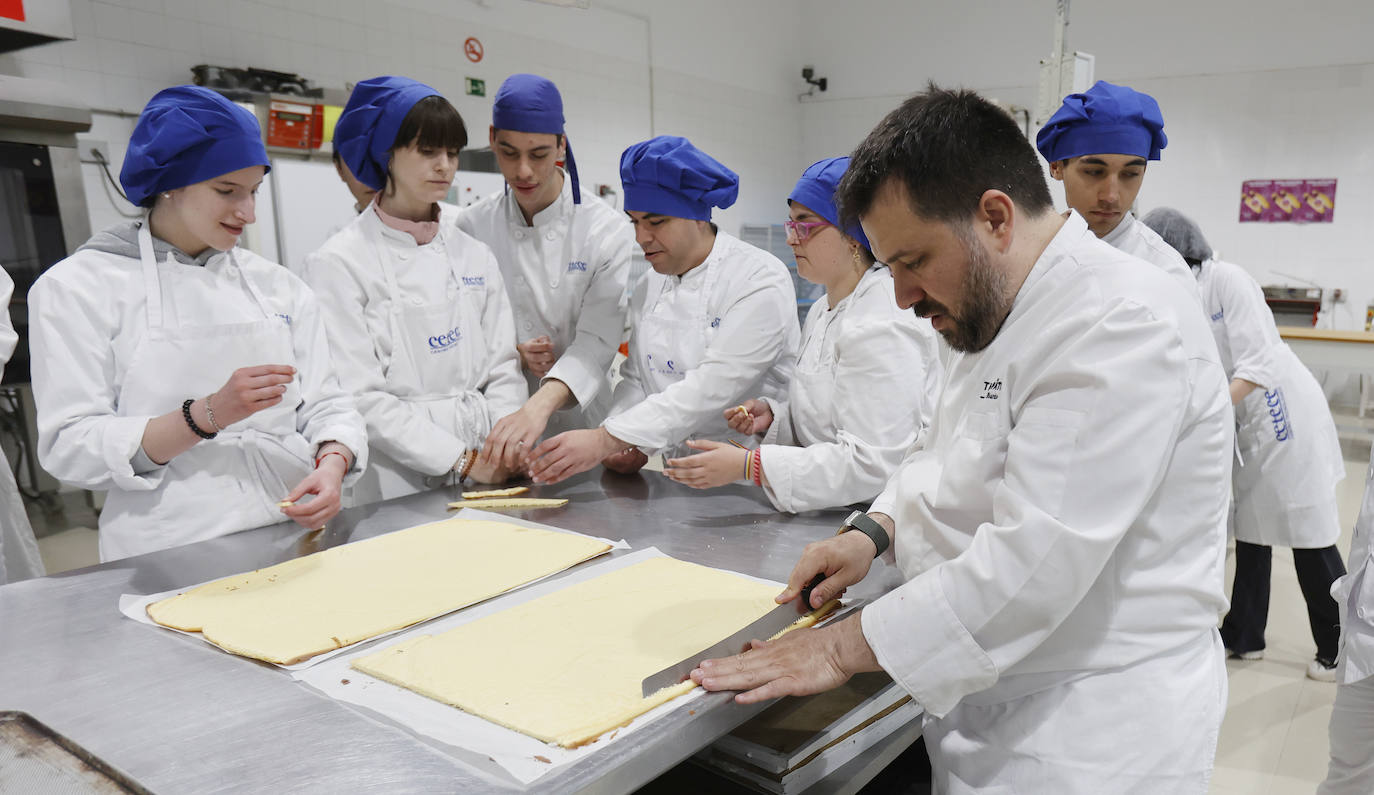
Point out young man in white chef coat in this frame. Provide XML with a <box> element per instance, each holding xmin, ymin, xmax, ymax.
<box><xmin>527</xmin><ymin>135</ymin><xmax>799</xmax><ymax>484</ymax></box>
<box><xmin>1037</xmin><ymin>80</ymin><xmax>1199</xmax><ymax>301</ymax></box>
<box><xmin>690</xmin><ymin>86</ymin><xmax>1233</xmax><ymax>792</ymax></box>
<box><xmin>456</xmin><ymin>74</ymin><xmax>632</xmax><ymax>470</ymax></box>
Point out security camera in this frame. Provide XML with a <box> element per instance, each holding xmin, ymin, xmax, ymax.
<box><xmin>801</xmin><ymin>66</ymin><xmax>827</xmax><ymax>93</ymax></box>
<box><xmin>802</xmin><ymin>66</ymin><xmax>814</xmax><ymax>80</ymax></box>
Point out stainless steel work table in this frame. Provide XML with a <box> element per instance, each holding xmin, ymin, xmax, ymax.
<box><xmin>0</xmin><ymin>468</ymin><xmax>909</xmax><ymax>793</ymax></box>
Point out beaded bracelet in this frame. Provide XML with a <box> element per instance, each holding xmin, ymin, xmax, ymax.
<box><xmin>181</xmin><ymin>399</ymin><xmax>216</xmax><ymax>440</ymax></box>
<box><xmin>458</xmin><ymin>449</ymin><xmax>478</xmax><ymax>481</ymax></box>
<box><xmin>751</xmin><ymin>448</ymin><xmax>763</xmax><ymax>487</ymax></box>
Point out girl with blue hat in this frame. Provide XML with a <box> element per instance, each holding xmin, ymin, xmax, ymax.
<box><xmin>457</xmin><ymin>74</ymin><xmax>633</xmax><ymax>469</ymax></box>
<box><xmin>662</xmin><ymin>157</ymin><xmax>943</xmax><ymax>512</ymax></box>
<box><xmin>303</xmin><ymin>76</ymin><xmax>526</xmax><ymax>504</ymax></box>
<box><xmin>28</xmin><ymin>85</ymin><xmax>366</xmax><ymax>561</ymax></box>
<box><xmin>528</xmin><ymin>135</ymin><xmax>799</xmax><ymax>484</ymax></box>
<box><xmin>1037</xmin><ymin>80</ymin><xmax>1198</xmax><ymax>301</ymax></box>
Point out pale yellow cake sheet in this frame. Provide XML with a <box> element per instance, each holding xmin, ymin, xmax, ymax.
<box><xmin>351</xmin><ymin>556</ymin><xmax>788</xmax><ymax>748</ymax></box>
<box><xmin>146</xmin><ymin>518</ymin><xmax>611</xmax><ymax>665</ymax></box>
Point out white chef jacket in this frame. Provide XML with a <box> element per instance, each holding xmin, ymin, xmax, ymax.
<box><xmin>862</xmin><ymin>211</ymin><xmax>1232</xmax><ymax>719</ymax></box>
<box><xmin>456</xmin><ymin>174</ymin><xmax>631</xmax><ymax>434</ymax></box>
<box><xmin>1335</xmin><ymin>449</ymin><xmax>1374</xmax><ymax>686</ymax></box>
<box><xmin>759</xmin><ymin>265</ymin><xmax>942</xmax><ymax>513</ymax></box>
<box><xmin>302</xmin><ymin>205</ymin><xmax>526</xmax><ymax>502</ymax></box>
<box><xmin>1198</xmin><ymin>257</ymin><xmax>1343</xmax><ymax>547</ymax></box>
<box><xmin>0</xmin><ymin>267</ymin><xmax>44</xmax><ymax>583</ymax></box>
<box><xmin>29</xmin><ymin>231</ymin><xmax>368</xmax><ymax>561</ymax></box>
<box><xmin>604</xmin><ymin>231</ymin><xmax>799</xmax><ymax>453</ymax></box>
<box><xmin>1101</xmin><ymin>210</ymin><xmax>1201</xmax><ymax>303</ymax></box>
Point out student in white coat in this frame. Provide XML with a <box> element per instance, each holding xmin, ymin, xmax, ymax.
<box><xmin>0</xmin><ymin>268</ymin><xmax>44</xmax><ymax>582</ymax></box>
<box><xmin>528</xmin><ymin>136</ymin><xmax>799</xmax><ymax>484</ymax></box>
<box><xmin>689</xmin><ymin>87</ymin><xmax>1232</xmax><ymax>792</ymax></box>
<box><xmin>456</xmin><ymin>74</ymin><xmax>632</xmax><ymax>469</ymax></box>
<box><xmin>304</xmin><ymin>77</ymin><xmax>526</xmax><ymax>504</ymax></box>
<box><xmin>1321</xmin><ymin>455</ymin><xmax>1374</xmax><ymax>792</ymax></box>
<box><xmin>1037</xmin><ymin>80</ymin><xmax>1199</xmax><ymax>300</ymax></box>
<box><xmin>1144</xmin><ymin>207</ymin><xmax>1346</xmax><ymax>680</ymax></box>
<box><xmin>664</xmin><ymin>157</ymin><xmax>942</xmax><ymax>512</ymax></box>
<box><xmin>29</xmin><ymin>86</ymin><xmax>366</xmax><ymax>562</ymax></box>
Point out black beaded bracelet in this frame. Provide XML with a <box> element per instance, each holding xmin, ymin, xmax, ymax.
<box><xmin>182</xmin><ymin>398</ymin><xmax>217</xmax><ymax>440</ymax></box>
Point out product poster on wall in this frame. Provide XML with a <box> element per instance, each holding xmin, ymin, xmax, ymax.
<box><xmin>1298</xmin><ymin>179</ymin><xmax>1336</xmax><ymax>223</ymax></box>
<box><xmin>1240</xmin><ymin>180</ymin><xmax>1272</xmax><ymax>222</ymax></box>
<box><xmin>1240</xmin><ymin>178</ymin><xmax>1336</xmax><ymax>223</ymax></box>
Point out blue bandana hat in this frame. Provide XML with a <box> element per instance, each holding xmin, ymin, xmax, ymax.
<box><xmin>334</xmin><ymin>76</ymin><xmax>439</xmax><ymax>191</ymax></box>
<box><xmin>619</xmin><ymin>136</ymin><xmax>738</xmax><ymax>221</ymax></box>
<box><xmin>120</xmin><ymin>85</ymin><xmax>270</xmax><ymax>207</ymax></box>
<box><xmin>1035</xmin><ymin>80</ymin><xmax>1167</xmax><ymax>163</ymax></box>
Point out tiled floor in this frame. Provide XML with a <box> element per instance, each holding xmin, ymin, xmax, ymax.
<box><xmin>25</xmin><ymin>432</ymin><xmax>1372</xmax><ymax>791</ymax></box>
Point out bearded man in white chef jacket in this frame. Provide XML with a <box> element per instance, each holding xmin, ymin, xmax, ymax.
<box><xmin>691</xmin><ymin>86</ymin><xmax>1233</xmax><ymax>792</ymax></box>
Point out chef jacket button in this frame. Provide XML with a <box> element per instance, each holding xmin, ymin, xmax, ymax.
<box><xmin>545</xmin><ymin>231</ymin><xmax>557</xmax><ymax>241</ymax></box>
<box><xmin>412</xmin><ymin>297</ymin><xmax>423</xmax><ymax>306</ymax></box>
<box><xmin>549</xmin><ymin>280</ymin><xmax>557</xmax><ymax>289</ymax></box>
<box><xmin>515</xmin><ymin>230</ymin><xmax>526</xmax><ymax>240</ymax></box>
<box><xmin>398</xmin><ymin>253</ymin><xmax>410</xmax><ymax>261</ymax></box>
<box><xmin>517</xmin><ymin>276</ymin><xmax>526</xmax><ymax>284</ymax></box>
<box><xmin>224</xmin><ymin>265</ymin><xmax>237</xmax><ymax>278</ymax></box>
<box><xmin>523</xmin><ymin>321</ymin><xmax>534</xmax><ymax>331</ymax></box>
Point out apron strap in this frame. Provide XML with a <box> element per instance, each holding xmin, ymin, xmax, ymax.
<box><xmin>136</xmin><ymin>216</ymin><xmax>165</xmax><ymax>330</ymax></box>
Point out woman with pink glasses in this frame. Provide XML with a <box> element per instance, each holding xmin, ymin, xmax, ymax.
<box><xmin>664</xmin><ymin>157</ymin><xmax>942</xmax><ymax>512</ymax></box>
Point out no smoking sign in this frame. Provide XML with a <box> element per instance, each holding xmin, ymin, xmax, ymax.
<box><xmin>464</xmin><ymin>36</ymin><xmax>484</xmax><ymax>63</ymax></box>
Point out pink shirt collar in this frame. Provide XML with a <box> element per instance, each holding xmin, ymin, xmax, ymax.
<box><xmin>372</xmin><ymin>197</ymin><xmax>440</xmax><ymax>245</ymax></box>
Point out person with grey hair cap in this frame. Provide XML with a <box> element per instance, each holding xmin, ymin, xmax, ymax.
<box><xmin>1142</xmin><ymin>207</ymin><xmax>1346</xmax><ymax>684</ymax></box>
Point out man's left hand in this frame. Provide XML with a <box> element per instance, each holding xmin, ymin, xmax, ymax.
<box><xmin>689</xmin><ymin>613</ymin><xmax>881</xmax><ymax>704</ymax></box>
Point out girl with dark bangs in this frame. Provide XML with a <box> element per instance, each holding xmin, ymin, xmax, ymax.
<box><xmin>303</xmin><ymin>77</ymin><xmax>526</xmax><ymax>505</ymax></box>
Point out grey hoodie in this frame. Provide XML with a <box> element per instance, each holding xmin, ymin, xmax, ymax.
<box><xmin>77</xmin><ymin>220</ymin><xmax>220</xmax><ymax>267</ymax></box>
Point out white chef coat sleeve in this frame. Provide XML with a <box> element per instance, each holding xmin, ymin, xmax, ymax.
<box><xmin>762</xmin><ymin>316</ymin><xmax>933</xmax><ymax>513</ymax></box>
<box><xmin>603</xmin><ymin>273</ymin><xmax>793</xmax><ymax>451</ymax></box>
<box><xmin>301</xmin><ymin>249</ymin><xmax>465</xmax><ymax>477</ymax></box>
<box><xmin>860</xmin><ymin>302</ymin><xmax>1196</xmax><ymax>717</ymax></box>
<box><xmin>0</xmin><ymin>268</ymin><xmax>16</xmax><ymax>377</ymax></box>
<box><xmin>285</xmin><ymin>277</ymin><xmax>369</xmax><ymax>485</ymax></box>
<box><xmin>474</xmin><ymin>250</ymin><xmax>527</xmax><ymax>428</ymax></box>
<box><xmin>1216</xmin><ymin>262</ymin><xmax>1283</xmax><ymax>389</ymax></box>
<box><xmin>759</xmin><ymin>394</ymin><xmax>795</xmax><ymax>446</ymax></box>
<box><xmin>28</xmin><ymin>263</ymin><xmax>167</xmax><ymax>491</ymax></box>
<box><xmin>542</xmin><ymin>218</ymin><xmax>631</xmax><ymax>409</ymax></box>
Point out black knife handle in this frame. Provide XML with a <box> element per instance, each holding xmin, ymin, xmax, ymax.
<box><xmin>800</xmin><ymin>573</ymin><xmax>826</xmax><ymax>608</ymax></box>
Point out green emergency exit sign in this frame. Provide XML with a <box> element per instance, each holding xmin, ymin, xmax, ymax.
<box><xmin>465</xmin><ymin>77</ymin><xmax>485</xmax><ymax>97</ymax></box>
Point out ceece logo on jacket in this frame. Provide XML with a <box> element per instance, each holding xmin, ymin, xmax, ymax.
<box><xmin>428</xmin><ymin>327</ymin><xmax>462</xmax><ymax>352</ymax></box>
<box><xmin>461</xmin><ymin>275</ymin><xmax>485</xmax><ymax>287</ymax></box>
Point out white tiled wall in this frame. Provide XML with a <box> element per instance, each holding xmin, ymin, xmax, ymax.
<box><xmin>0</xmin><ymin>0</ymin><xmax>806</xmax><ymax>241</ymax></box>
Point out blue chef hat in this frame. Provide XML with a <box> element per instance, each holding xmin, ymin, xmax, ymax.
<box><xmin>335</xmin><ymin>76</ymin><xmax>439</xmax><ymax>191</ymax></box>
<box><xmin>1035</xmin><ymin>80</ymin><xmax>1168</xmax><ymax>163</ymax></box>
<box><xmin>120</xmin><ymin>85</ymin><xmax>271</xmax><ymax>208</ymax></box>
<box><xmin>788</xmin><ymin>157</ymin><xmax>870</xmax><ymax>253</ymax></box>
<box><xmin>620</xmin><ymin>136</ymin><xmax>738</xmax><ymax>221</ymax></box>
<box><xmin>493</xmin><ymin>73</ymin><xmax>581</xmax><ymax>204</ymax></box>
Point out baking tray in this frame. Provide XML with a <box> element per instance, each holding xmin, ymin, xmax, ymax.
<box><xmin>0</xmin><ymin>711</ymin><xmax>153</xmax><ymax>794</ymax></box>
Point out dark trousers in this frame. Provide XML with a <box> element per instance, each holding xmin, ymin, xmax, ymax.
<box><xmin>1220</xmin><ymin>540</ymin><xmax>1347</xmax><ymax>662</ymax></box>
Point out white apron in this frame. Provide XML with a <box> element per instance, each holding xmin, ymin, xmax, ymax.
<box><xmin>635</xmin><ymin>263</ymin><xmax>743</xmax><ymax>455</ymax></box>
<box><xmin>349</xmin><ymin>227</ymin><xmax>490</xmax><ymax>504</ymax></box>
<box><xmin>0</xmin><ymin>451</ymin><xmax>43</xmax><ymax>583</ymax></box>
<box><xmin>99</xmin><ymin>222</ymin><xmax>310</xmax><ymax>561</ymax></box>
<box><xmin>1232</xmin><ymin>344</ymin><xmax>1344</xmax><ymax>548</ymax></box>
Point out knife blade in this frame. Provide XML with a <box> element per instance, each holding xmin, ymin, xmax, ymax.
<box><xmin>640</xmin><ymin>601</ymin><xmax>804</xmax><ymax>697</ymax></box>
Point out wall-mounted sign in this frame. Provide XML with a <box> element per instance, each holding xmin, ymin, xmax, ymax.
<box><xmin>1240</xmin><ymin>178</ymin><xmax>1336</xmax><ymax>223</ymax></box>
<box><xmin>464</xmin><ymin>36</ymin><xmax>484</xmax><ymax>63</ymax></box>
<box><xmin>465</xmin><ymin>77</ymin><xmax>485</xmax><ymax>97</ymax></box>
<box><xmin>0</xmin><ymin>0</ymin><xmax>24</xmax><ymax>22</ymax></box>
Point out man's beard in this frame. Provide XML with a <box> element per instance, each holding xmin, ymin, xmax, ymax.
<box><xmin>911</xmin><ymin>228</ymin><xmax>1010</xmax><ymax>353</ymax></box>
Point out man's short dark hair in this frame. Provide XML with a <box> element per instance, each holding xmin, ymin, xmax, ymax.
<box><xmin>837</xmin><ymin>83</ymin><xmax>1053</xmax><ymax>230</ymax></box>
